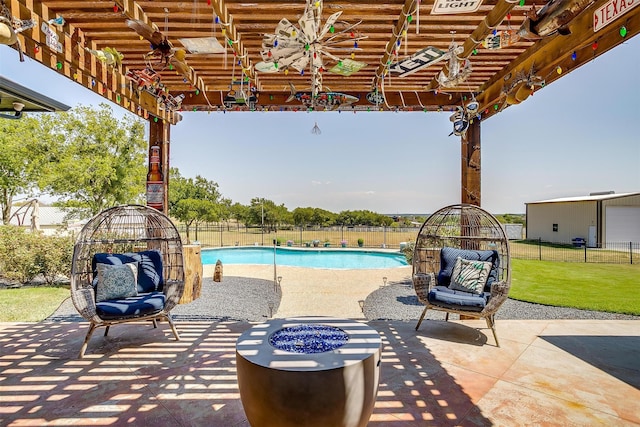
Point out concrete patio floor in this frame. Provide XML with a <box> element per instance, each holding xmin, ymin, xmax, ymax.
<box><xmin>1</xmin><ymin>317</ymin><xmax>638</xmax><ymax>426</ymax></box>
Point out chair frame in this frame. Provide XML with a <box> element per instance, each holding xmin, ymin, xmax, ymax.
<box><xmin>412</xmin><ymin>204</ymin><xmax>511</xmax><ymax>346</ymax></box>
<box><xmin>70</xmin><ymin>205</ymin><xmax>185</xmax><ymax>357</ymax></box>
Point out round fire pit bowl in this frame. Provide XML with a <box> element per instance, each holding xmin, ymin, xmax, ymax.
<box><xmin>236</xmin><ymin>316</ymin><xmax>382</xmax><ymax>427</ymax></box>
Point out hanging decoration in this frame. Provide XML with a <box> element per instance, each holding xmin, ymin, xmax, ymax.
<box><xmin>286</xmin><ymin>83</ymin><xmax>358</xmax><ymax>110</ymax></box>
<box><xmin>447</xmin><ymin>95</ymin><xmax>480</xmax><ymax>137</ymax></box>
<box><xmin>431</xmin><ymin>0</ymin><xmax>483</xmax><ymax>15</ymax></box>
<box><xmin>502</xmin><ymin>66</ymin><xmax>545</xmax><ymax>105</ymax></box>
<box><xmin>517</xmin><ymin>0</ymin><xmax>593</xmax><ymax>40</ymax></box>
<box><xmin>311</xmin><ymin>122</ymin><xmax>322</xmax><ymax>135</ymax></box>
<box><xmin>126</xmin><ymin>19</ymin><xmax>192</xmax><ymax>82</ymax></box>
<box><xmin>389</xmin><ymin>46</ymin><xmax>446</xmax><ymax>77</ymax></box>
<box><xmin>178</xmin><ymin>36</ymin><xmax>225</xmax><ymax>54</ymax></box>
<box><xmin>84</xmin><ymin>47</ymin><xmax>124</xmax><ymax>70</ymax></box>
<box><xmin>436</xmin><ymin>40</ymin><xmax>472</xmax><ymax>88</ymax></box>
<box><xmin>0</xmin><ymin>3</ymin><xmax>35</xmax><ymax>62</ymax></box>
<box><xmin>329</xmin><ymin>58</ymin><xmax>367</xmax><ymax>76</ymax></box>
<box><xmin>256</xmin><ymin>0</ymin><xmax>366</xmax><ymax>97</ymax></box>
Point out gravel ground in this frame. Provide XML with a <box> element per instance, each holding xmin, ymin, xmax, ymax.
<box><xmin>48</xmin><ymin>275</ymin><xmax>638</xmax><ymax>322</ymax></box>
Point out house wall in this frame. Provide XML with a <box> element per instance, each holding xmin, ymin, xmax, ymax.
<box><xmin>526</xmin><ymin>201</ymin><xmax>597</xmax><ymax>243</ymax></box>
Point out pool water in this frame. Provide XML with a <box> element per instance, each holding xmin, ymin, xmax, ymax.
<box><xmin>201</xmin><ymin>247</ymin><xmax>408</xmax><ymax>269</ymax></box>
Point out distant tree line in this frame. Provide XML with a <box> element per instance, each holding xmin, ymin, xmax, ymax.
<box><xmin>3</xmin><ymin>104</ymin><xmax>522</xmax><ymax>237</ymax></box>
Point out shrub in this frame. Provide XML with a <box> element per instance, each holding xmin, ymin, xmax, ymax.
<box><xmin>401</xmin><ymin>241</ymin><xmax>415</xmax><ymax>265</ymax></box>
<box><xmin>0</xmin><ymin>226</ymin><xmax>73</xmax><ymax>285</ymax></box>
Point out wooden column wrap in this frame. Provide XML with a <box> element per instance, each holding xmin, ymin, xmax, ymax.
<box><xmin>461</xmin><ymin>119</ymin><xmax>481</xmax><ymax>206</ymax></box>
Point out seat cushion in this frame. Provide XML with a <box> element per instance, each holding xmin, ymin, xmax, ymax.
<box><xmin>438</xmin><ymin>247</ymin><xmax>500</xmax><ymax>291</ymax></box>
<box><xmin>95</xmin><ymin>263</ymin><xmax>139</xmax><ymax>302</ymax></box>
<box><xmin>95</xmin><ymin>291</ymin><xmax>166</xmax><ymax>320</ymax></box>
<box><xmin>428</xmin><ymin>286</ymin><xmax>488</xmax><ymax>312</ymax></box>
<box><xmin>93</xmin><ymin>250</ymin><xmax>164</xmax><ymax>293</ymax></box>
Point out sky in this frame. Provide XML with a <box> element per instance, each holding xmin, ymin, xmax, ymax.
<box><xmin>1</xmin><ymin>36</ymin><xmax>639</xmax><ymax>215</ymax></box>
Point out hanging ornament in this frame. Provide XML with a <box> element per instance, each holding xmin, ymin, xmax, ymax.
<box><xmin>571</xmin><ymin>51</ymin><xmax>577</xmax><ymax>61</ymax></box>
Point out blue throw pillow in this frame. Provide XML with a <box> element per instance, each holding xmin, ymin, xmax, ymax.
<box><xmin>92</xmin><ymin>250</ymin><xmax>164</xmax><ymax>293</ymax></box>
<box><xmin>438</xmin><ymin>247</ymin><xmax>499</xmax><ymax>290</ymax></box>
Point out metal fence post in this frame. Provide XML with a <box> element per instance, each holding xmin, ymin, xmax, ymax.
<box><xmin>538</xmin><ymin>237</ymin><xmax>542</xmax><ymax>261</ymax></box>
<box><xmin>631</xmin><ymin>242</ymin><xmax>634</xmax><ymax>265</ymax></box>
<box><xmin>584</xmin><ymin>242</ymin><xmax>587</xmax><ymax>263</ymax></box>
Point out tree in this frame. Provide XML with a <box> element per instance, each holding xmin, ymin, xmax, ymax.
<box><xmin>168</xmin><ymin>168</ymin><xmax>223</xmax><ymax>242</ymax></box>
<box><xmin>0</xmin><ymin>115</ymin><xmax>45</xmax><ymax>224</ymax></box>
<box><xmin>37</xmin><ymin>104</ymin><xmax>147</xmax><ymax>217</ymax></box>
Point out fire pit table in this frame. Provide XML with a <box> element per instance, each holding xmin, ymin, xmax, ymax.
<box><xmin>236</xmin><ymin>316</ymin><xmax>382</xmax><ymax>427</ymax></box>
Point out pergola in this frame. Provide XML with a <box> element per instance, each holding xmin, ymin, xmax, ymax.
<box><xmin>3</xmin><ymin>0</ymin><xmax>639</xmax><ymax>211</ymax></box>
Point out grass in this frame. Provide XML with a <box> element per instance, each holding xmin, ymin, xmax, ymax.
<box><xmin>511</xmin><ymin>259</ymin><xmax>640</xmax><ymax>315</ymax></box>
<box><xmin>0</xmin><ymin>286</ymin><xmax>70</xmax><ymax>322</ymax></box>
<box><xmin>1</xmin><ymin>260</ymin><xmax>638</xmax><ymax>321</ymax></box>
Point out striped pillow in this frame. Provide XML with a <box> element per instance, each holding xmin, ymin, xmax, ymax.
<box><xmin>449</xmin><ymin>257</ymin><xmax>492</xmax><ymax>294</ymax></box>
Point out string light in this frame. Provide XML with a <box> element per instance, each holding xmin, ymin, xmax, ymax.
<box><xmin>556</xmin><ymin>66</ymin><xmax>562</xmax><ymax>74</ymax></box>
<box><xmin>571</xmin><ymin>51</ymin><xmax>577</xmax><ymax>61</ymax></box>
<box><xmin>620</xmin><ymin>26</ymin><xmax>627</xmax><ymax>37</ymax></box>
<box><xmin>592</xmin><ymin>40</ymin><xmax>598</xmax><ymax>50</ymax></box>
<box><xmin>113</xmin><ymin>3</ymin><xmax>118</xmax><ymax>12</ymax></box>
<box><xmin>56</xmin><ymin>61</ymin><xmax>62</xmax><ymax>70</ymax></box>
<box><xmin>34</xmin><ymin>45</ymin><xmax>39</xmax><ymax>54</ymax></box>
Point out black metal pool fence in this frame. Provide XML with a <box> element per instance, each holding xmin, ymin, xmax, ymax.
<box><xmin>176</xmin><ymin>224</ymin><xmax>638</xmax><ymax>265</ymax></box>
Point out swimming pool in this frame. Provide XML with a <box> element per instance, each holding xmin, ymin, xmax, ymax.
<box><xmin>201</xmin><ymin>247</ymin><xmax>408</xmax><ymax>269</ymax></box>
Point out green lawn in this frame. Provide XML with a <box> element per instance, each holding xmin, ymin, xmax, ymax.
<box><xmin>511</xmin><ymin>259</ymin><xmax>640</xmax><ymax>315</ymax></box>
<box><xmin>0</xmin><ymin>286</ymin><xmax>70</xmax><ymax>322</ymax></box>
<box><xmin>1</xmin><ymin>260</ymin><xmax>639</xmax><ymax>321</ymax></box>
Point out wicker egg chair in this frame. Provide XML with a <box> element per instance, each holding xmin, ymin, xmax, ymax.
<box><xmin>70</xmin><ymin>205</ymin><xmax>185</xmax><ymax>357</ymax></box>
<box><xmin>412</xmin><ymin>204</ymin><xmax>511</xmax><ymax>346</ymax></box>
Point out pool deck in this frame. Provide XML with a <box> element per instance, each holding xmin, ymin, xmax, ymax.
<box><xmin>0</xmin><ymin>265</ymin><xmax>638</xmax><ymax>426</ymax></box>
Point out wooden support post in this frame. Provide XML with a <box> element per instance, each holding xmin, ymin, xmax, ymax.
<box><xmin>461</xmin><ymin>119</ymin><xmax>481</xmax><ymax>206</ymax></box>
<box><xmin>148</xmin><ymin>118</ymin><xmax>171</xmax><ymax>213</ymax></box>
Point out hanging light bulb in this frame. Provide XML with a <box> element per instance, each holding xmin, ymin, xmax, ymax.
<box><xmin>407</xmin><ymin>15</ymin><xmax>413</xmax><ymax>23</ymax></box>
<box><xmin>330</xmin><ymin>25</ymin><xmax>335</xmax><ymax>33</ymax></box>
<box><xmin>556</xmin><ymin>66</ymin><xmax>562</xmax><ymax>74</ymax></box>
<box><xmin>351</xmin><ymin>52</ymin><xmax>355</xmax><ymax>59</ymax></box>
<box><xmin>354</xmin><ymin>41</ymin><xmax>358</xmax><ymax>48</ymax></box>
<box><xmin>284</xmin><ymin>68</ymin><xmax>288</xmax><ymax>75</ymax></box>
<box><xmin>571</xmin><ymin>51</ymin><xmax>577</xmax><ymax>61</ymax></box>
<box><xmin>592</xmin><ymin>40</ymin><xmax>598</xmax><ymax>50</ymax></box>
<box><xmin>113</xmin><ymin>3</ymin><xmax>118</xmax><ymax>12</ymax></box>
<box><xmin>34</xmin><ymin>45</ymin><xmax>40</xmax><ymax>54</ymax></box>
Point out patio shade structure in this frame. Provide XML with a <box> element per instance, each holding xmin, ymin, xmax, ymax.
<box><xmin>0</xmin><ymin>75</ymin><xmax>70</xmax><ymax>118</ymax></box>
<box><xmin>3</xmin><ymin>0</ymin><xmax>639</xmax><ymax>208</ymax></box>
